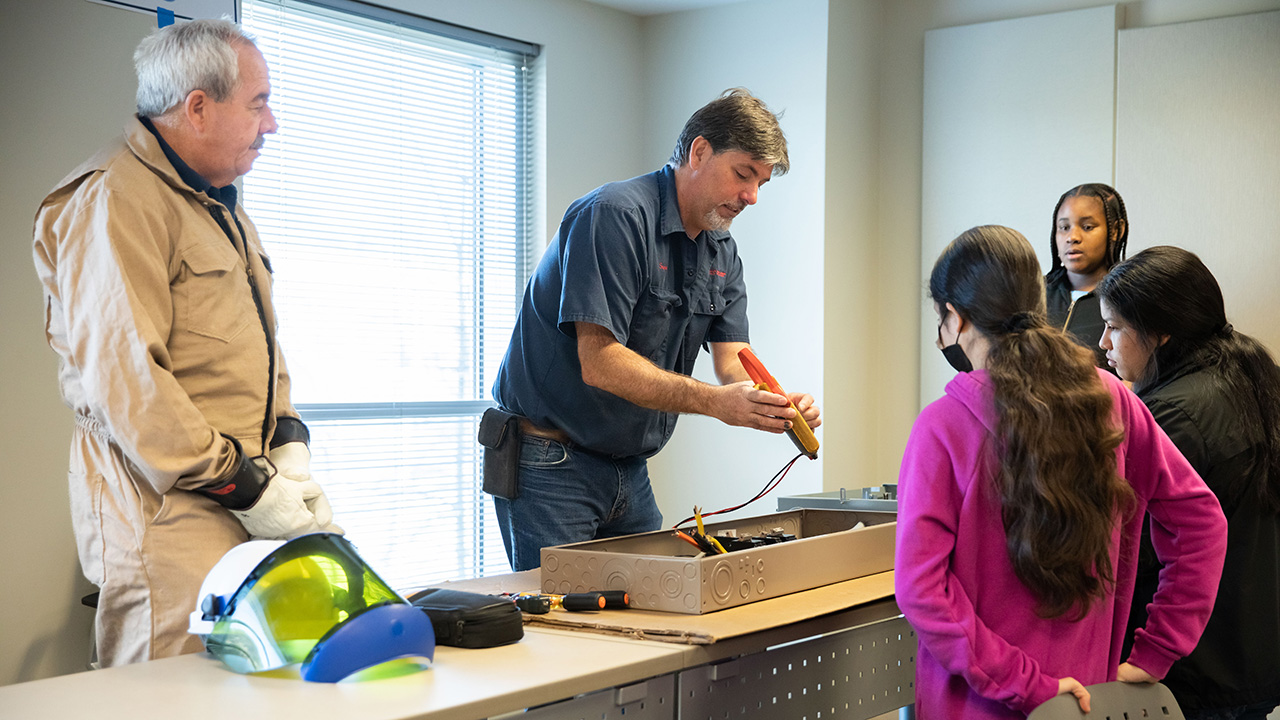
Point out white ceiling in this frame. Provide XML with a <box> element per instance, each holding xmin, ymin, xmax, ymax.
<box><xmin>581</xmin><ymin>0</ymin><xmax>747</xmax><ymax>16</ymax></box>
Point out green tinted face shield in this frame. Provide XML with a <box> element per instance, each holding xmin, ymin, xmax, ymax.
<box><xmin>189</xmin><ymin>533</ymin><xmax>435</xmax><ymax>682</ymax></box>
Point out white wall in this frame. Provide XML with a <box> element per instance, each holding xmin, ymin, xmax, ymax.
<box><xmin>919</xmin><ymin>5</ymin><xmax>1118</xmax><ymax>405</ymax></box>
<box><xmin>1117</xmin><ymin>10</ymin><xmax>1280</xmax><ymax>352</ymax></box>
<box><xmin>641</xmin><ymin>0</ymin><xmax>831</xmax><ymax>524</ymax></box>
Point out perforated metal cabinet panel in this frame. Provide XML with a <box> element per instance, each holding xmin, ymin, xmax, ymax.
<box><xmin>509</xmin><ymin>673</ymin><xmax>677</xmax><ymax>720</ymax></box>
<box><xmin>678</xmin><ymin>616</ymin><xmax>916</xmax><ymax>720</ymax></box>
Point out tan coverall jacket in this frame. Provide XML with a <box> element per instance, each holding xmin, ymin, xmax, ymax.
<box><xmin>32</xmin><ymin>117</ymin><xmax>300</xmax><ymax>667</ymax></box>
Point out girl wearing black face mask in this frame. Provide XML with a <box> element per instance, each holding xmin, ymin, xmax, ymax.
<box><xmin>935</xmin><ymin>306</ymin><xmax>974</xmax><ymax>373</ymax></box>
<box><xmin>896</xmin><ymin>225</ymin><xmax>1227</xmax><ymax>720</ymax></box>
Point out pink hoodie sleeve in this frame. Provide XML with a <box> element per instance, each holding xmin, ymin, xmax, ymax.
<box><xmin>894</xmin><ymin>401</ymin><xmax>1060</xmax><ymax>713</ymax></box>
<box><xmin>1112</xmin><ymin>384</ymin><xmax>1228</xmax><ymax>677</ymax></box>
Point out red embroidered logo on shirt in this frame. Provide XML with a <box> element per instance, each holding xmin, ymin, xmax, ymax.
<box><xmin>659</xmin><ymin>263</ymin><xmax>668</xmax><ymax>270</ymax></box>
<box><xmin>711</xmin><ymin>269</ymin><xmax>726</xmax><ymax>277</ymax></box>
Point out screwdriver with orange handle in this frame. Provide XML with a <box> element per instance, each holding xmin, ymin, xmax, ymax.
<box><xmin>511</xmin><ymin>591</ymin><xmax>630</xmax><ymax>614</ymax></box>
<box><xmin>737</xmin><ymin>347</ymin><xmax>819</xmax><ymax>459</ymax></box>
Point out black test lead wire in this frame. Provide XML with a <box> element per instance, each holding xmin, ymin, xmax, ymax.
<box><xmin>671</xmin><ymin>451</ymin><xmax>804</xmax><ymax>530</ymax></box>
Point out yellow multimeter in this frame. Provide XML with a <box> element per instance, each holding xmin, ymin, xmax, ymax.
<box><xmin>737</xmin><ymin>347</ymin><xmax>819</xmax><ymax>459</ymax></box>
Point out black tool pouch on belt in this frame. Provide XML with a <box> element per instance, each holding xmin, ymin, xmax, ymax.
<box><xmin>407</xmin><ymin>588</ymin><xmax>524</xmax><ymax>649</ymax></box>
<box><xmin>478</xmin><ymin>407</ymin><xmax>521</xmax><ymax>499</ymax></box>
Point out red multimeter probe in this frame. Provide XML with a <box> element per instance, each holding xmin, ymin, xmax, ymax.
<box><xmin>737</xmin><ymin>348</ymin><xmax>819</xmax><ymax>459</ymax></box>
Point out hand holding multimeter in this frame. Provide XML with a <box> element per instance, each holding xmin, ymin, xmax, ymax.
<box><xmin>738</xmin><ymin>348</ymin><xmax>820</xmax><ymax>459</ymax></box>
<box><xmin>665</xmin><ymin>350</ymin><xmax>818</xmax><ymax>532</ymax></box>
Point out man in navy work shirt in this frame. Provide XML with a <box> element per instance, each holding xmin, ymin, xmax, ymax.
<box><xmin>490</xmin><ymin>88</ymin><xmax>821</xmax><ymax>571</ymax></box>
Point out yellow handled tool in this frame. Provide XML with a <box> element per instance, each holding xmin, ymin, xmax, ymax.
<box><xmin>738</xmin><ymin>348</ymin><xmax>819</xmax><ymax>459</ymax></box>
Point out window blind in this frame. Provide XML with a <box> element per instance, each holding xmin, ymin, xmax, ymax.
<box><xmin>241</xmin><ymin>0</ymin><xmax>537</xmax><ymax>592</ymax></box>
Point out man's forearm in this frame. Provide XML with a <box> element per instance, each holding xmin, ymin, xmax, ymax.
<box><xmin>711</xmin><ymin>341</ymin><xmax>752</xmax><ymax>385</ymax></box>
<box><xmin>576</xmin><ymin>323</ymin><xmax>798</xmax><ymax>432</ymax></box>
<box><xmin>579</xmin><ymin>335</ymin><xmax>720</xmax><ymax>416</ymax></box>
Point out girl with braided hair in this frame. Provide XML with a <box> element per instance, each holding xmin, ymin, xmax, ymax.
<box><xmin>1046</xmin><ymin>183</ymin><xmax>1129</xmax><ymax>371</ymax></box>
<box><xmin>1097</xmin><ymin>246</ymin><xmax>1280</xmax><ymax>720</ymax></box>
<box><xmin>896</xmin><ymin>226</ymin><xmax>1226</xmax><ymax>719</ymax></box>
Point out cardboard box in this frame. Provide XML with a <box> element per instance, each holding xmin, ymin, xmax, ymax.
<box><xmin>539</xmin><ymin>509</ymin><xmax>895</xmax><ymax>614</ymax></box>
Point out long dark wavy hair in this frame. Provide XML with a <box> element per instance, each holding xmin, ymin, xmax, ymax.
<box><xmin>1045</xmin><ymin>183</ymin><xmax>1129</xmax><ymax>285</ymax></box>
<box><xmin>931</xmin><ymin>225</ymin><xmax>1133</xmax><ymax>619</ymax></box>
<box><xmin>1097</xmin><ymin>246</ymin><xmax>1280</xmax><ymax>512</ymax></box>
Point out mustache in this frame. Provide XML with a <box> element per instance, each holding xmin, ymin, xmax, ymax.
<box><xmin>251</xmin><ymin>135</ymin><xmax>266</xmax><ymax>150</ymax></box>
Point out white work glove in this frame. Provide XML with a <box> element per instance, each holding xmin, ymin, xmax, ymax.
<box><xmin>232</xmin><ymin>461</ymin><xmax>324</xmax><ymax>540</ymax></box>
<box><xmin>269</xmin><ymin>441</ymin><xmax>312</xmax><ymax>482</ymax></box>
<box><xmin>267</xmin><ymin>442</ymin><xmax>344</xmax><ymax>535</ymax></box>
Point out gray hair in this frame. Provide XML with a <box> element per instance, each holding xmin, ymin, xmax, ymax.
<box><xmin>668</xmin><ymin>88</ymin><xmax>789</xmax><ymax>176</ymax></box>
<box><xmin>134</xmin><ymin>19</ymin><xmax>256</xmax><ymax>117</ymax></box>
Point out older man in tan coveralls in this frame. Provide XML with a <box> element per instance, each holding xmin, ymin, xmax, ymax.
<box><xmin>32</xmin><ymin>19</ymin><xmax>340</xmax><ymax>667</ymax></box>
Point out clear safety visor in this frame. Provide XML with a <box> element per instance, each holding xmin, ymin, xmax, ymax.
<box><xmin>202</xmin><ymin>533</ymin><xmax>403</xmax><ymax>675</ymax></box>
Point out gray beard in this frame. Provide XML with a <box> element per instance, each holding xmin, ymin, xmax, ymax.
<box><xmin>703</xmin><ymin>208</ymin><xmax>733</xmax><ymax>232</ymax></box>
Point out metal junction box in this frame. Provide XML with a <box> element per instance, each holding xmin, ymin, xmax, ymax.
<box><xmin>776</xmin><ymin>487</ymin><xmax>898</xmax><ymax>514</ymax></box>
<box><xmin>539</xmin><ymin>509</ymin><xmax>895</xmax><ymax>614</ymax></box>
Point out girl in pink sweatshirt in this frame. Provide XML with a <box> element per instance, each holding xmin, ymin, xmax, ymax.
<box><xmin>896</xmin><ymin>225</ymin><xmax>1227</xmax><ymax>719</ymax></box>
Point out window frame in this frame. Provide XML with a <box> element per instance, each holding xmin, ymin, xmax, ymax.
<box><xmin>241</xmin><ymin>0</ymin><xmax>540</xmax><ymax>590</ymax></box>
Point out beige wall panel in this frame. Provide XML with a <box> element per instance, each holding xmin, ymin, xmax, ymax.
<box><xmin>821</xmin><ymin>0</ymin><xmax>894</xmax><ymax>493</ymax></box>
<box><xmin>0</xmin><ymin>0</ymin><xmax>149</xmax><ymax>685</ymax></box>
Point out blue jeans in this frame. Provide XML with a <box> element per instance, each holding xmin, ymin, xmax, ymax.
<box><xmin>493</xmin><ymin>436</ymin><xmax>663</xmax><ymax>571</ymax></box>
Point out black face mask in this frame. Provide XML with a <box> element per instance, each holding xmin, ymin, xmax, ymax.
<box><xmin>937</xmin><ymin>322</ymin><xmax>973</xmax><ymax>373</ymax></box>
<box><xmin>940</xmin><ymin>342</ymin><xmax>973</xmax><ymax>373</ymax></box>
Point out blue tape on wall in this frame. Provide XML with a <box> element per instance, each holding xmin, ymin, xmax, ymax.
<box><xmin>85</xmin><ymin>1</ymin><xmax>241</xmax><ymax>25</ymax></box>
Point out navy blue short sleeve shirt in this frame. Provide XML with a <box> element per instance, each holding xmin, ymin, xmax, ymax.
<box><xmin>492</xmin><ymin>165</ymin><xmax>750</xmax><ymax>458</ymax></box>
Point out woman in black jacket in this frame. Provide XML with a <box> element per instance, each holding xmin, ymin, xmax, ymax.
<box><xmin>1046</xmin><ymin>183</ymin><xmax>1128</xmax><ymax>371</ymax></box>
<box><xmin>1097</xmin><ymin>246</ymin><xmax>1280</xmax><ymax>720</ymax></box>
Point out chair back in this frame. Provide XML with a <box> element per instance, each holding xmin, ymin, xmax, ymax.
<box><xmin>1027</xmin><ymin>681</ymin><xmax>1184</xmax><ymax>720</ymax></box>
